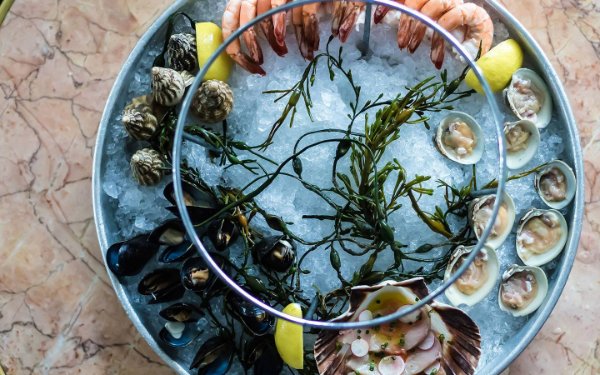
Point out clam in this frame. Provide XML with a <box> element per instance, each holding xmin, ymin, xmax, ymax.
<box><xmin>435</xmin><ymin>111</ymin><xmax>484</xmax><ymax>165</ymax></box>
<box><xmin>166</xmin><ymin>33</ymin><xmax>198</xmax><ymax>72</ymax></box>
<box><xmin>469</xmin><ymin>192</ymin><xmax>516</xmax><ymax>249</ymax></box>
<box><xmin>151</xmin><ymin>67</ymin><xmax>187</xmax><ymax>107</ymax></box>
<box><xmin>106</xmin><ymin>234</ymin><xmax>158</xmax><ymax>277</ymax></box>
<box><xmin>149</xmin><ymin>220</ymin><xmax>195</xmax><ymax>263</ymax></box>
<box><xmin>505</xmin><ymin>68</ymin><xmax>553</xmax><ymax>129</ymax></box>
<box><xmin>138</xmin><ymin>268</ymin><xmax>185</xmax><ymax>304</ymax></box>
<box><xmin>163</xmin><ymin>180</ymin><xmax>219</xmax><ymax>222</ymax></box>
<box><xmin>159</xmin><ymin>303</ymin><xmax>203</xmax><ymax>323</ymax></box>
<box><xmin>498</xmin><ymin>264</ymin><xmax>548</xmax><ymax>316</ymax></box>
<box><xmin>226</xmin><ymin>290</ymin><xmax>274</xmax><ymax>336</ymax></box>
<box><xmin>534</xmin><ymin>160</ymin><xmax>576</xmax><ymax>209</ymax></box>
<box><xmin>190</xmin><ymin>335</ymin><xmax>234</xmax><ymax>373</ymax></box>
<box><xmin>192</xmin><ymin>80</ymin><xmax>234</xmax><ymax>123</ymax></box>
<box><xmin>314</xmin><ymin>278</ymin><xmax>481</xmax><ymax>375</ymax></box>
<box><xmin>130</xmin><ymin>148</ymin><xmax>164</xmax><ymax>186</ymax></box>
<box><xmin>121</xmin><ymin>95</ymin><xmax>159</xmax><ymax>140</ymax></box>
<box><xmin>504</xmin><ymin>120</ymin><xmax>540</xmax><ymax>170</ymax></box>
<box><xmin>253</xmin><ymin>235</ymin><xmax>296</xmax><ymax>273</ymax></box>
<box><xmin>443</xmin><ymin>245</ymin><xmax>499</xmax><ymax>306</ymax></box>
<box><xmin>516</xmin><ymin>209</ymin><xmax>568</xmax><ymax>266</ymax></box>
<box><xmin>159</xmin><ymin>321</ymin><xmax>199</xmax><ymax>348</ymax></box>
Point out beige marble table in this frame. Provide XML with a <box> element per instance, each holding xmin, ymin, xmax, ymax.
<box><xmin>0</xmin><ymin>0</ymin><xmax>598</xmax><ymax>374</ymax></box>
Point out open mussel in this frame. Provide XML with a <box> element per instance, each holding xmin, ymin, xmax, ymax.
<box><xmin>181</xmin><ymin>256</ymin><xmax>225</xmax><ymax>293</ymax></box>
<box><xmin>159</xmin><ymin>321</ymin><xmax>199</xmax><ymax>348</ymax></box>
<box><xmin>138</xmin><ymin>268</ymin><xmax>185</xmax><ymax>304</ymax></box>
<box><xmin>106</xmin><ymin>234</ymin><xmax>158</xmax><ymax>277</ymax></box>
<box><xmin>149</xmin><ymin>219</ymin><xmax>195</xmax><ymax>263</ymax></box>
<box><xmin>254</xmin><ymin>235</ymin><xmax>296</xmax><ymax>273</ymax></box>
<box><xmin>226</xmin><ymin>290</ymin><xmax>274</xmax><ymax>336</ymax></box>
<box><xmin>208</xmin><ymin>218</ymin><xmax>238</xmax><ymax>251</ymax></box>
<box><xmin>159</xmin><ymin>302</ymin><xmax>203</xmax><ymax>323</ymax></box>
<box><xmin>241</xmin><ymin>336</ymin><xmax>283</xmax><ymax>374</ymax></box>
<box><xmin>190</xmin><ymin>335</ymin><xmax>234</xmax><ymax>374</ymax></box>
<box><xmin>163</xmin><ymin>180</ymin><xmax>219</xmax><ymax>222</ymax></box>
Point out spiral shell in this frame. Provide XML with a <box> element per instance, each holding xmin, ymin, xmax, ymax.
<box><xmin>121</xmin><ymin>95</ymin><xmax>158</xmax><ymax>140</ymax></box>
<box><xmin>192</xmin><ymin>80</ymin><xmax>234</xmax><ymax>123</ymax></box>
<box><xmin>166</xmin><ymin>33</ymin><xmax>198</xmax><ymax>72</ymax></box>
<box><xmin>152</xmin><ymin>67</ymin><xmax>186</xmax><ymax>107</ymax></box>
<box><xmin>130</xmin><ymin>148</ymin><xmax>164</xmax><ymax>186</ymax></box>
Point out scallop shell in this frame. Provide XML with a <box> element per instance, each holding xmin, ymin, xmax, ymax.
<box><xmin>314</xmin><ymin>278</ymin><xmax>481</xmax><ymax>375</ymax></box>
<box><xmin>504</xmin><ymin>120</ymin><xmax>540</xmax><ymax>170</ymax></box>
<box><xmin>130</xmin><ymin>148</ymin><xmax>164</xmax><ymax>186</ymax></box>
<box><xmin>166</xmin><ymin>33</ymin><xmax>198</xmax><ymax>72</ymax></box>
<box><xmin>121</xmin><ymin>95</ymin><xmax>159</xmax><ymax>140</ymax></box>
<box><xmin>151</xmin><ymin>67</ymin><xmax>186</xmax><ymax>107</ymax></box>
<box><xmin>469</xmin><ymin>192</ymin><xmax>516</xmax><ymax>249</ymax></box>
<box><xmin>192</xmin><ymin>80</ymin><xmax>234</xmax><ymax>123</ymax></box>
<box><xmin>516</xmin><ymin>208</ymin><xmax>568</xmax><ymax>266</ymax></box>
<box><xmin>504</xmin><ymin>68</ymin><xmax>553</xmax><ymax>129</ymax></box>
<box><xmin>435</xmin><ymin>111</ymin><xmax>484</xmax><ymax>165</ymax></box>
<box><xmin>444</xmin><ymin>245</ymin><xmax>499</xmax><ymax>307</ymax></box>
<box><xmin>534</xmin><ymin>160</ymin><xmax>576</xmax><ymax>209</ymax></box>
<box><xmin>498</xmin><ymin>264</ymin><xmax>548</xmax><ymax>317</ymax></box>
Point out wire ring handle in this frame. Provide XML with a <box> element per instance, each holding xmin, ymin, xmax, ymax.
<box><xmin>172</xmin><ymin>0</ymin><xmax>508</xmax><ymax>330</ymax></box>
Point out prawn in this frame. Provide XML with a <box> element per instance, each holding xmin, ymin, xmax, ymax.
<box><xmin>292</xmin><ymin>5</ymin><xmax>313</xmax><ymax>59</ymax></box>
<box><xmin>332</xmin><ymin>1</ymin><xmax>365</xmax><ymax>43</ymax></box>
<box><xmin>271</xmin><ymin>0</ymin><xmax>289</xmax><ymax>46</ymax></box>
<box><xmin>396</xmin><ymin>0</ymin><xmax>430</xmax><ymax>49</ymax></box>
<box><xmin>257</xmin><ymin>0</ymin><xmax>287</xmax><ymax>56</ymax></box>
<box><xmin>407</xmin><ymin>0</ymin><xmax>462</xmax><ymax>53</ymax></box>
<box><xmin>303</xmin><ymin>3</ymin><xmax>321</xmax><ymax>56</ymax></box>
<box><xmin>374</xmin><ymin>0</ymin><xmax>405</xmax><ymax>24</ymax></box>
<box><xmin>222</xmin><ymin>0</ymin><xmax>266</xmax><ymax>75</ymax></box>
<box><xmin>430</xmin><ymin>2</ymin><xmax>493</xmax><ymax>69</ymax></box>
<box><xmin>240</xmin><ymin>0</ymin><xmax>264</xmax><ymax>64</ymax></box>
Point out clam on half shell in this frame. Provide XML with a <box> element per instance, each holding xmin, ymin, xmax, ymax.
<box><xmin>435</xmin><ymin>111</ymin><xmax>484</xmax><ymax>165</ymax></box>
<box><xmin>469</xmin><ymin>192</ymin><xmax>516</xmax><ymax>249</ymax></box>
<box><xmin>504</xmin><ymin>120</ymin><xmax>540</xmax><ymax>170</ymax></box>
<box><xmin>534</xmin><ymin>160</ymin><xmax>576</xmax><ymax>210</ymax></box>
<box><xmin>444</xmin><ymin>245</ymin><xmax>499</xmax><ymax>307</ymax></box>
<box><xmin>314</xmin><ymin>279</ymin><xmax>481</xmax><ymax>375</ymax></box>
<box><xmin>504</xmin><ymin>68</ymin><xmax>553</xmax><ymax>129</ymax></box>
<box><xmin>516</xmin><ymin>208</ymin><xmax>568</xmax><ymax>267</ymax></box>
<box><xmin>498</xmin><ymin>265</ymin><xmax>548</xmax><ymax>317</ymax></box>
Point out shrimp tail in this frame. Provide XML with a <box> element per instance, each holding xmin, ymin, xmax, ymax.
<box><xmin>303</xmin><ymin>4</ymin><xmax>320</xmax><ymax>54</ymax></box>
<box><xmin>373</xmin><ymin>5</ymin><xmax>390</xmax><ymax>24</ymax></box>
<box><xmin>242</xmin><ymin>30</ymin><xmax>264</xmax><ymax>64</ymax></box>
<box><xmin>430</xmin><ymin>33</ymin><xmax>445</xmax><ymax>69</ymax></box>
<box><xmin>337</xmin><ymin>3</ymin><xmax>363</xmax><ymax>43</ymax></box>
<box><xmin>261</xmin><ymin>19</ymin><xmax>288</xmax><ymax>56</ymax></box>
<box><xmin>232</xmin><ymin>51</ymin><xmax>267</xmax><ymax>75</ymax></box>
<box><xmin>397</xmin><ymin>15</ymin><xmax>414</xmax><ymax>49</ymax></box>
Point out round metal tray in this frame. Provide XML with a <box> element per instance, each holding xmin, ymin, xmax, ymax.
<box><xmin>92</xmin><ymin>1</ymin><xmax>584</xmax><ymax>373</ymax></box>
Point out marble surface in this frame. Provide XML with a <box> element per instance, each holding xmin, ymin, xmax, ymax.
<box><xmin>0</xmin><ymin>0</ymin><xmax>598</xmax><ymax>374</ymax></box>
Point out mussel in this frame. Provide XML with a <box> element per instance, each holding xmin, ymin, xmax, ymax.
<box><xmin>181</xmin><ymin>256</ymin><xmax>224</xmax><ymax>293</ymax></box>
<box><xmin>190</xmin><ymin>336</ymin><xmax>234</xmax><ymax>374</ymax></box>
<box><xmin>254</xmin><ymin>236</ymin><xmax>296</xmax><ymax>273</ymax></box>
<box><xmin>242</xmin><ymin>336</ymin><xmax>283</xmax><ymax>374</ymax></box>
<box><xmin>163</xmin><ymin>180</ymin><xmax>219</xmax><ymax>222</ymax></box>
<box><xmin>226</xmin><ymin>290</ymin><xmax>274</xmax><ymax>336</ymax></box>
<box><xmin>159</xmin><ymin>302</ymin><xmax>203</xmax><ymax>323</ymax></box>
<box><xmin>138</xmin><ymin>268</ymin><xmax>185</xmax><ymax>304</ymax></box>
<box><xmin>149</xmin><ymin>220</ymin><xmax>195</xmax><ymax>263</ymax></box>
<box><xmin>208</xmin><ymin>218</ymin><xmax>238</xmax><ymax>251</ymax></box>
<box><xmin>106</xmin><ymin>234</ymin><xmax>158</xmax><ymax>277</ymax></box>
<box><xmin>159</xmin><ymin>321</ymin><xmax>199</xmax><ymax>348</ymax></box>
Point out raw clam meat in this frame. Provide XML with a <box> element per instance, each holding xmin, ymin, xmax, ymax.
<box><xmin>535</xmin><ymin>160</ymin><xmax>576</xmax><ymax>209</ymax></box>
<box><xmin>505</xmin><ymin>68</ymin><xmax>552</xmax><ymax>129</ymax></box>
<box><xmin>435</xmin><ymin>111</ymin><xmax>484</xmax><ymax>165</ymax></box>
<box><xmin>516</xmin><ymin>209</ymin><xmax>568</xmax><ymax>266</ymax></box>
<box><xmin>444</xmin><ymin>245</ymin><xmax>499</xmax><ymax>306</ymax></box>
<box><xmin>504</xmin><ymin>120</ymin><xmax>540</xmax><ymax>170</ymax></box>
<box><xmin>469</xmin><ymin>192</ymin><xmax>516</xmax><ymax>249</ymax></box>
<box><xmin>498</xmin><ymin>265</ymin><xmax>548</xmax><ymax>316</ymax></box>
<box><xmin>314</xmin><ymin>279</ymin><xmax>481</xmax><ymax>375</ymax></box>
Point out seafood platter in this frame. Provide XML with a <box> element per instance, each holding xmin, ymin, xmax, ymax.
<box><xmin>92</xmin><ymin>0</ymin><xmax>583</xmax><ymax>374</ymax></box>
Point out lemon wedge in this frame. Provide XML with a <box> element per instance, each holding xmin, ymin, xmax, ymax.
<box><xmin>195</xmin><ymin>22</ymin><xmax>233</xmax><ymax>82</ymax></box>
<box><xmin>465</xmin><ymin>39</ymin><xmax>524</xmax><ymax>94</ymax></box>
<box><xmin>275</xmin><ymin>303</ymin><xmax>304</xmax><ymax>369</ymax></box>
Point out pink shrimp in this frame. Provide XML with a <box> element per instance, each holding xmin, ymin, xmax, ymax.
<box><xmin>303</xmin><ymin>3</ymin><xmax>321</xmax><ymax>56</ymax></box>
<box><xmin>407</xmin><ymin>0</ymin><xmax>462</xmax><ymax>53</ymax></box>
<box><xmin>292</xmin><ymin>5</ymin><xmax>312</xmax><ymax>60</ymax></box>
<box><xmin>271</xmin><ymin>0</ymin><xmax>289</xmax><ymax>46</ymax></box>
<box><xmin>396</xmin><ymin>0</ymin><xmax>430</xmax><ymax>49</ymax></box>
<box><xmin>374</xmin><ymin>0</ymin><xmax>405</xmax><ymax>24</ymax></box>
<box><xmin>332</xmin><ymin>1</ymin><xmax>365</xmax><ymax>43</ymax></box>
<box><xmin>222</xmin><ymin>0</ymin><xmax>266</xmax><ymax>75</ymax></box>
<box><xmin>240</xmin><ymin>0</ymin><xmax>264</xmax><ymax>64</ymax></box>
<box><xmin>256</xmin><ymin>0</ymin><xmax>287</xmax><ymax>56</ymax></box>
<box><xmin>430</xmin><ymin>2</ymin><xmax>493</xmax><ymax>69</ymax></box>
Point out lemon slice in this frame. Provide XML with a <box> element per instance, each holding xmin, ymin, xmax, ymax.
<box><xmin>195</xmin><ymin>22</ymin><xmax>233</xmax><ymax>82</ymax></box>
<box><xmin>465</xmin><ymin>39</ymin><xmax>524</xmax><ymax>94</ymax></box>
<box><xmin>275</xmin><ymin>303</ymin><xmax>304</xmax><ymax>369</ymax></box>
